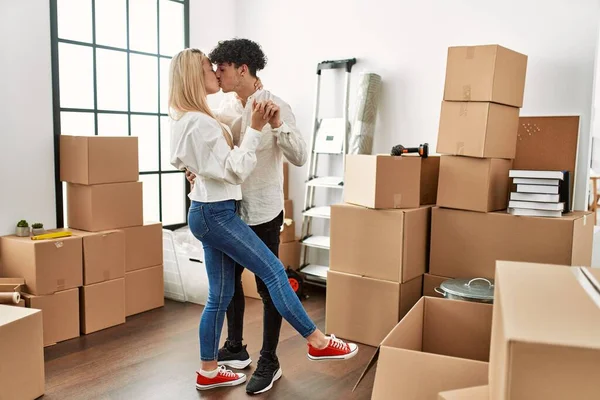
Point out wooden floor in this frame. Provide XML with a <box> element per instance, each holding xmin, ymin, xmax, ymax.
<box><xmin>44</xmin><ymin>288</ymin><xmax>377</xmax><ymax>399</ymax></box>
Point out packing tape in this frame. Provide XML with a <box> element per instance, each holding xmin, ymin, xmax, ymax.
<box><xmin>584</xmin><ymin>215</ymin><xmax>588</xmax><ymax>226</ymax></box>
<box><xmin>456</xmin><ymin>142</ymin><xmax>465</xmax><ymax>155</ymax></box>
<box><xmin>393</xmin><ymin>194</ymin><xmax>403</xmax><ymax>208</ymax></box>
<box><xmin>54</xmin><ymin>241</ymin><xmax>64</xmax><ymax>249</ymax></box>
<box><xmin>459</xmin><ymin>102</ymin><xmax>468</xmax><ymax>116</ymax></box>
<box><xmin>0</xmin><ymin>292</ymin><xmax>21</xmax><ymax>305</ymax></box>
<box><xmin>103</xmin><ymin>270</ymin><xmax>110</xmax><ymax>281</ymax></box>
<box><xmin>462</xmin><ymin>85</ymin><xmax>471</xmax><ymax>100</ymax></box>
<box><xmin>57</xmin><ymin>279</ymin><xmax>66</xmax><ymax>291</ymax></box>
<box><xmin>572</xmin><ymin>267</ymin><xmax>600</xmax><ymax>309</ymax></box>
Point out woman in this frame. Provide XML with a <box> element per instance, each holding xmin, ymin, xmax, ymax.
<box><xmin>168</xmin><ymin>48</ymin><xmax>358</xmax><ymax>391</ymax></box>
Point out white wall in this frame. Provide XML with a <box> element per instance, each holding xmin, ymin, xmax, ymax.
<box><xmin>0</xmin><ymin>0</ymin><xmax>56</xmax><ymax>235</ymax></box>
<box><xmin>227</xmin><ymin>0</ymin><xmax>599</xmax><ymax>216</ymax></box>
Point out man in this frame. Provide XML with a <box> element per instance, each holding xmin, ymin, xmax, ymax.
<box><xmin>187</xmin><ymin>38</ymin><xmax>307</xmax><ymax>395</ymax></box>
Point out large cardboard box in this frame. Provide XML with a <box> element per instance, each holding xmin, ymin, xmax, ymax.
<box><xmin>438</xmin><ymin>386</ymin><xmax>489</xmax><ymax>400</ymax></box>
<box><xmin>22</xmin><ymin>288</ymin><xmax>80</xmax><ymax>346</ymax></box>
<box><xmin>423</xmin><ymin>273</ymin><xmax>450</xmax><ymax>298</ymax></box>
<box><xmin>344</xmin><ymin>155</ymin><xmax>440</xmax><ymax>209</ymax></box>
<box><xmin>326</xmin><ymin>271</ymin><xmax>423</xmax><ymax>346</ymax></box>
<box><xmin>241</xmin><ymin>269</ymin><xmax>261</xmax><ymax>300</ymax></box>
<box><xmin>279</xmin><ymin>240</ymin><xmax>300</xmax><ymax>270</ymax></box>
<box><xmin>430</xmin><ymin>207</ymin><xmax>593</xmax><ymax>279</ymax></box>
<box><xmin>0</xmin><ymin>306</ymin><xmax>45</xmax><ymax>400</ymax></box>
<box><xmin>60</xmin><ymin>135</ymin><xmax>139</xmax><ymax>185</ymax></box>
<box><xmin>284</xmin><ymin>199</ymin><xmax>293</xmax><ymax>219</ymax></box>
<box><xmin>122</xmin><ymin>222</ymin><xmax>163</xmax><ymax>272</ymax></box>
<box><xmin>280</xmin><ymin>219</ymin><xmax>295</xmax><ymax>243</ymax></box>
<box><xmin>437</xmin><ymin>156</ymin><xmax>512</xmax><ymax>212</ymax></box>
<box><xmin>330</xmin><ymin>203</ymin><xmax>431</xmax><ymax>283</ymax></box>
<box><xmin>443</xmin><ymin>45</ymin><xmax>527</xmax><ymax>108</ymax></box>
<box><xmin>125</xmin><ymin>265</ymin><xmax>164</xmax><ymax>317</ymax></box>
<box><xmin>71</xmin><ymin>229</ymin><xmax>125</xmax><ymax>285</ymax></box>
<box><xmin>0</xmin><ymin>233</ymin><xmax>83</xmax><ymax>295</ymax></box>
<box><xmin>283</xmin><ymin>162</ymin><xmax>289</xmax><ymax>200</ymax></box>
<box><xmin>356</xmin><ymin>297</ymin><xmax>492</xmax><ymax>400</ymax></box>
<box><xmin>437</xmin><ymin>102</ymin><xmax>520</xmax><ymax>159</ymax></box>
<box><xmin>80</xmin><ymin>278</ymin><xmax>125</xmax><ymax>334</ymax></box>
<box><xmin>67</xmin><ymin>181</ymin><xmax>143</xmax><ymax>231</ymax></box>
<box><xmin>490</xmin><ymin>262</ymin><xmax>600</xmax><ymax>399</ymax></box>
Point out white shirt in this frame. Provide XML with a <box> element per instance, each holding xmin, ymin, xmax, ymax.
<box><xmin>215</xmin><ymin>89</ymin><xmax>307</xmax><ymax>226</ymax></box>
<box><xmin>170</xmin><ymin>111</ymin><xmax>262</xmax><ymax>203</ymax></box>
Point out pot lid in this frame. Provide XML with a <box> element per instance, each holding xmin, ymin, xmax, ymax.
<box><xmin>440</xmin><ymin>277</ymin><xmax>495</xmax><ymax>300</ymax></box>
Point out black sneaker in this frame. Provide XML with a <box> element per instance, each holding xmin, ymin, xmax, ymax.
<box><xmin>217</xmin><ymin>343</ymin><xmax>252</xmax><ymax>369</ymax></box>
<box><xmin>246</xmin><ymin>356</ymin><xmax>283</xmax><ymax>395</ymax></box>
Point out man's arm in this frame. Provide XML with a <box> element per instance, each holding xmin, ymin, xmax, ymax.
<box><xmin>271</xmin><ymin>100</ymin><xmax>308</xmax><ymax>167</ymax></box>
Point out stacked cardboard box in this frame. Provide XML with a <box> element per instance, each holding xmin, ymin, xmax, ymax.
<box><xmin>325</xmin><ymin>154</ymin><xmax>440</xmax><ymax>346</ymax></box>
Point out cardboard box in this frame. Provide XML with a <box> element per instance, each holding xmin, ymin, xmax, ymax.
<box><xmin>443</xmin><ymin>45</ymin><xmax>527</xmax><ymax>108</ymax></box>
<box><xmin>22</xmin><ymin>288</ymin><xmax>80</xmax><ymax>346</ymax></box>
<box><xmin>71</xmin><ymin>229</ymin><xmax>125</xmax><ymax>285</ymax></box>
<box><xmin>125</xmin><ymin>265</ymin><xmax>164</xmax><ymax>317</ymax></box>
<box><xmin>122</xmin><ymin>222</ymin><xmax>163</xmax><ymax>272</ymax></box>
<box><xmin>280</xmin><ymin>220</ymin><xmax>295</xmax><ymax>243</ymax></box>
<box><xmin>0</xmin><ymin>306</ymin><xmax>45</xmax><ymax>400</ymax></box>
<box><xmin>356</xmin><ymin>297</ymin><xmax>492</xmax><ymax>400</ymax></box>
<box><xmin>0</xmin><ymin>234</ymin><xmax>83</xmax><ymax>295</ymax></box>
<box><xmin>344</xmin><ymin>155</ymin><xmax>440</xmax><ymax>209</ymax></box>
<box><xmin>60</xmin><ymin>135</ymin><xmax>139</xmax><ymax>185</ymax></box>
<box><xmin>423</xmin><ymin>273</ymin><xmax>450</xmax><ymax>298</ymax></box>
<box><xmin>437</xmin><ymin>102</ymin><xmax>520</xmax><ymax>159</ymax></box>
<box><xmin>330</xmin><ymin>203</ymin><xmax>431</xmax><ymax>283</ymax></box>
<box><xmin>67</xmin><ymin>181</ymin><xmax>143</xmax><ymax>231</ymax></box>
<box><xmin>438</xmin><ymin>386</ymin><xmax>489</xmax><ymax>400</ymax></box>
<box><xmin>241</xmin><ymin>269</ymin><xmax>261</xmax><ymax>300</ymax></box>
<box><xmin>326</xmin><ymin>271</ymin><xmax>423</xmax><ymax>346</ymax></box>
<box><xmin>284</xmin><ymin>199</ymin><xmax>293</xmax><ymax>219</ymax></box>
<box><xmin>490</xmin><ymin>262</ymin><xmax>600</xmax><ymax>399</ymax></box>
<box><xmin>279</xmin><ymin>240</ymin><xmax>300</xmax><ymax>270</ymax></box>
<box><xmin>436</xmin><ymin>156</ymin><xmax>512</xmax><ymax>212</ymax></box>
<box><xmin>80</xmin><ymin>278</ymin><xmax>125</xmax><ymax>334</ymax></box>
<box><xmin>430</xmin><ymin>207</ymin><xmax>593</xmax><ymax>279</ymax></box>
<box><xmin>283</xmin><ymin>162</ymin><xmax>289</xmax><ymax>200</ymax></box>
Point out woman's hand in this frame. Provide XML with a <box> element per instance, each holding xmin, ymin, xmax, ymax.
<box><xmin>254</xmin><ymin>77</ymin><xmax>263</xmax><ymax>91</ymax></box>
<box><xmin>264</xmin><ymin>100</ymin><xmax>282</xmax><ymax>128</ymax></box>
<box><xmin>251</xmin><ymin>100</ymin><xmax>270</xmax><ymax>131</ymax></box>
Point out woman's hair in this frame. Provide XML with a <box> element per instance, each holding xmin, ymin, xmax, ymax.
<box><xmin>168</xmin><ymin>48</ymin><xmax>233</xmax><ymax>148</ymax></box>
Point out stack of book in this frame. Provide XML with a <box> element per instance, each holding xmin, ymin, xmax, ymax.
<box><xmin>508</xmin><ymin>170</ymin><xmax>570</xmax><ymax>218</ymax></box>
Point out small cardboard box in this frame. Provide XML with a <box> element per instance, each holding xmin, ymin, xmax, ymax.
<box><xmin>279</xmin><ymin>240</ymin><xmax>300</xmax><ymax>270</ymax></box>
<box><xmin>443</xmin><ymin>45</ymin><xmax>527</xmax><ymax>108</ymax></box>
<box><xmin>438</xmin><ymin>386</ymin><xmax>489</xmax><ymax>400</ymax></box>
<box><xmin>326</xmin><ymin>271</ymin><xmax>423</xmax><ymax>347</ymax></box>
<box><xmin>125</xmin><ymin>265</ymin><xmax>164</xmax><ymax>317</ymax></box>
<box><xmin>284</xmin><ymin>199</ymin><xmax>293</xmax><ymax>219</ymax></box>
<box><xmin>71</xmin><ymin>229</ymin><xmax>125</xmax><ymax>285</ymax></box>
<box><xmin>423</xmin><ymin>273</ymin><xmax>450</xmax><ymax>298</ymax></box>
<box><xmin>330</xmin><ymin>203</ymin><xmax>431</xmax><ymax>283</ymax></box>
<box><xmin>121</xmin><ymin>222</ymin><xmax>163</xmax><ymax>272</ymax></box>
<box><xmin>22</xmin><ymin>288</ymin><xmax>80</xmax><ymax>347</ymax></box>
<box><xmin>60</xmin><ymin>135</ymin><xmax>139</xmax><ymax>185</ymax></box>
<box><xmin>283</xmin><ymin>162</ymin><xmax>289</xmax><ymax>200</ymax></box>
<box><xmin>436</xmin><ymin>156</ymin><xmax>512</xmax><ymax>212</ymax></box>
<box><xmin>0</xmin><ymin>234</ymin><xmax>83</xmax><ymax>295</ymax></box>
<box><xmin>67</xmin><ymin>182</ymin><xmax>143</xmax><ymax>231</ymax></box>
<box><xmin>344</xmin><ymin>155</ymin><xmax>440</xmax><ymax>209</ymax></box>
<box><xmin>437</xmin><ymin>102</ymin><xmax>520</xmax><ymax>159</ymax></box>
<box><xmin>490</xmin><ymin>262</ymin><xmax>600</xmax><ymax>399</ymax></box>
<box><xmin>430</xmin><ymin>207</ymin><xmax>593</xmax><ymax>279</ymax></box>
<box><xmin>0</xmin><ymin>306</ymin><xmax>45</xmax><ymax>400</ymax></box>
<box><xmin>280</xmin><ymin>219</ymin><xmax>295</xmax><ymax>243</ymax></box>
<box><xmin>241</xmin><ymin>269</ymin><xmax>261</xmax><ymax>300</ymax></box>
<box><xmin>80</xmin><ymin>278</ymin><xmax>125</xmax><ymax>334</ymax></box>
<box><xmin>356</xmin><ymin>297</ymin><xmax>492</xmax><ymax>400</ymax></box>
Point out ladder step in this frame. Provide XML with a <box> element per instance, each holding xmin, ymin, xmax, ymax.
<box><xmin>301</xmin><ymin>235</ymin><xmax>330</xmax><ymax>250</ymax></box>
<box><xmin>303</xmin><ymin>206</ymin><xmax>331</xmax><ymax>219</ymax></box>
<box><xmin>300</xmin><ymin>264</ymin><xmax>329</xmax><ymax>282</ymax></box>
<box><xmin>307</xmin><ymin>176</ymin><xmax>343</xmax><ymax>188</ymax></box>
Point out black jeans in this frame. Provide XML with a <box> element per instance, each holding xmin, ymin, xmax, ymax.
<box><xmin>225</xmin><ymin>211</ymin><xmax>284</xmax><ymax>361</ymax></box>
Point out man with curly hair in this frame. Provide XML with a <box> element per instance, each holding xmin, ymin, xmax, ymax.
<box><xmin>186</xmin><ymin>38</ymin><xmax>307</xmax><ymax>394</ymax></box>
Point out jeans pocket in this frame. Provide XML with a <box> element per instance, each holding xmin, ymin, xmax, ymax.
<box><xmin>188</xmin><ymin>206</ymin><xmax>210</xmax><ymax>239</ymax></box>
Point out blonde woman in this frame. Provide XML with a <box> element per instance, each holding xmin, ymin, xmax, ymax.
<box><xmin>168</xmin><ymin>48</ymin><xmax>358</xmax><ymax>391</ymax></box>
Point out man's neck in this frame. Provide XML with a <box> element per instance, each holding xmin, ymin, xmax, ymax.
<box><xmin>236</xmin><ymin>78</ymin><xmax>259</xmax><ymax>107</ymax></box>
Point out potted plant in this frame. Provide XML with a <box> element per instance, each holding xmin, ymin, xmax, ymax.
<box><xmin>31</xmin><ymin>222</ymin><xmax>45</xmax><ymax>236</ymax></box>
<box><xmin>15</xmin><ymin>220</ymin><xmax>30</xmax><ymax>237</ymax></box>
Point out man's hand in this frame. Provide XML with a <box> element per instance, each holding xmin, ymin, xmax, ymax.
<box><xmin>264</xmin><ymin>100</ymin><xmax>282</xmax><ymax>129</ymax></box>
<box><xmin>185</xmin><ymin>169</ymin><xmax>196</xmax><ymax>189</ymax></box>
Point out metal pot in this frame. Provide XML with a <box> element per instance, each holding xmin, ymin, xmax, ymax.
<box><xmin>434</xmin><ymin>277</ymin><xmax>495</xmax><ymax>303</ymax></box>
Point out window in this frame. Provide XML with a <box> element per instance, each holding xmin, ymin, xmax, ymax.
<box><xmin>50</xmin><ymin>0</ymin><xmax>189</xmax><ymax>230</ymax></box>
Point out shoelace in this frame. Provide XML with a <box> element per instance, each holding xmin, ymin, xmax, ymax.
<box><xmin>328</xmin><ymin>335</ymin><xmax>349</xmax><ymax>351</ymax></box>
<box><xmin>254</xmin><ymin>358</ymin><xmax>279</xmax><ymax>378</ymax></box>
<box><xmin>218</xmin><ymin>365</ymin><xmax>237</xmax><ymax>379</ymax></box>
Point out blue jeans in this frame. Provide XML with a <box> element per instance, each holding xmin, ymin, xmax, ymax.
<box><xmin>188</xmin><ymin>200</ymin><xmax>317</xmax><ymax>361</ymax></box>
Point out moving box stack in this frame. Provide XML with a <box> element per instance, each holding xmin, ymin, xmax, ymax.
<box><xmin>325</xmin><ymin>152</ymin><xmax>440</xmax><ymax>346</ymax></box>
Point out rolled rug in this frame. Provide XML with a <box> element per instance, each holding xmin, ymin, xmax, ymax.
<box><xmin>0</xmin><ymin>291</ymin><xmax>21</xmax><ymax>305</ymax></box>
<box><xmin>349</xmin><ymin>72</ymin><xmax>382</xmax><ymax>155</ymax></box>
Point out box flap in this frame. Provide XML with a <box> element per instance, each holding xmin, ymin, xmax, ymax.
<box><xmin>0</xmin><ymin>305</ymin><xmax>41</xmax><ymax>326</ymax></box>
<box><xmin>0</xmin><ymin>277</ymin><xmax>25</xmax><ymax>292</ymax></box>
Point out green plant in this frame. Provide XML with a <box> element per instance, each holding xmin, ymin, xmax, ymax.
<box><xmin>17</xmin><ymin>220</ymin><xmax>28</xmax><ymax>228</ymax></box>
<box><xmin>32</xmin><ymin>223</ymin><xmax>43</xmax><ymax>229</ymax></box>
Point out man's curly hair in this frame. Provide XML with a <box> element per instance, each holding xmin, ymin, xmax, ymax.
<box><xmin>208</xmin><ymin>38</ymin><xmax>267</xmax><ymax>77</ymax></box>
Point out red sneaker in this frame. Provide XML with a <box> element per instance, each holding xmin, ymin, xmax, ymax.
<box><xmin>196</xmin><ymin>366</ymin><xmax>246</xmax><ymax>390</ymax></box>
<box><xmin>307</xmin><ymin>335</ymin><xmax>358</xmax><ymax>361</ymax></box>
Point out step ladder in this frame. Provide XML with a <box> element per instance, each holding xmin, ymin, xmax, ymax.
<box><xmin>299</xmin><ymin>58</ymin><xmax>356</xmax><ymax>287</ymax></box>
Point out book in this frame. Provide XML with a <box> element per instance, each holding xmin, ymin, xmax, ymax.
<box><xmin>508</xmin><ymin>208</ymin><xmax>563</xmax><ymax>218</ymax></box>
<box><xmin>509</xmin><ymin>170</ymin><xmax>566</xmax><ymax>180</ymax></box>
<box><xmin>512</xmin><ymin>178</ymin><xmax>559</xmax><ymax>186</ymax></box>
<box><xmin>508</xmin><ymin>200</ymin><xmax>564</xmax><ymax>211</ymax></box>
<box><xmin>517</xmin><ymin>184</ymin><xmax>559</xmax><ymax>194</ymax></box>
<box><xmin>510</xmin><ymin>192</ymin><xmax>560</xmax><ymax>203</ymax></box>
